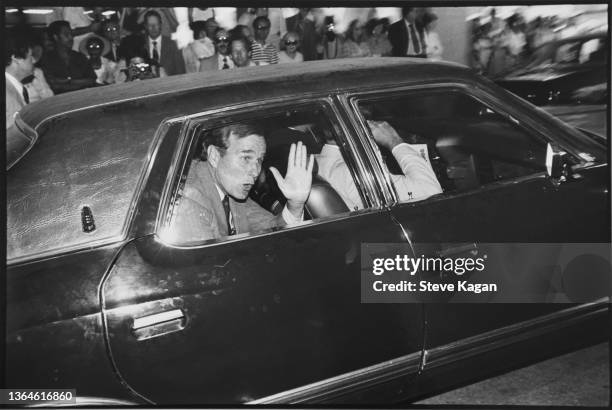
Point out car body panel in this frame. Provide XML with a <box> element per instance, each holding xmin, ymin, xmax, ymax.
<box><xmin>5</xmin><ymin>244</ymin><xmax>132</xmax><ymax>399</ymax></box>
<box><xmin>103</xmin><ymin>212</ymin><xmax>423</xmax><ymax>404</ymax></box>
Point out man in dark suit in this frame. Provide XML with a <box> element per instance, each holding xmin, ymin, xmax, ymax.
<box><xmin>143</xmin><ymin>9</ymin><xmax>185</xmax><ymax>75</ymax></box>
<box><xmin>199</xmin><ymin>28</ymin><xmax>234</xmax><ymax>71</ymax></box>
<box><xmin>171</xmin><ymin>123</ymin><xmax>313</xmax><ymax>242</ymax></box>
<box><xmin>388</xmin><ymin>7</ymin><xmax>426</xmax><ymax>58</ymax></box>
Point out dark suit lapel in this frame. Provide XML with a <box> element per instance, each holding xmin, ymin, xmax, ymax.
<box><xmin>401</xmin><ymin>22</ymin><xmax>409</xmax><ymax>55</ymax></box>
<box><xmin>198</xmin><ymin>162</ymin><xmax>230</xmax><ymax>236</ymax></box>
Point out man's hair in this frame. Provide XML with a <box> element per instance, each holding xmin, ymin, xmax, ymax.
<box><xmin>144</xmin><ymin>9</ymin><xmax>162</xmax><ymax>25</ymax></box>
<box><xmin>48</xmin><ymin>20</ymin><xmax>70</xmax><ymax>39</ymax></box>
<box><xmin>402</xmin><ymin>7</ymin><xmax>415</xmax><ymax>17</ymax></box>
<box><xmin>253</xmin><ymin>16</ymin><xmax>270</xmax><ymax>29</ymax></box>
<box><xmin>201</xmin><ymin>122</ymin><xmax>264</xmax><ymax>160</ymax></box>
<box><xmin>4</xmin><ymin>31</ymin><xmax>33</xmax><ymax>67</ymax></box>
<box><xmin>189</xmin><ymin>20</ymin><xmax>207</xmax><ymax>36</ymax></box>
<box><xmin>230</xmin><ymin>36</ymin><xmax>250</xmax><ymax>51</ymax></box>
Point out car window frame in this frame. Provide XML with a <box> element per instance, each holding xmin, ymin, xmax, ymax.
<box><xmin>154</xmin><ymin>95</ymin><xmax>387</xmax><ymax>249</ymax></box>
<box><xmin>340</xmin><ymin>82</ymin><xmax>580</xmax><ymax>206</ymax></box>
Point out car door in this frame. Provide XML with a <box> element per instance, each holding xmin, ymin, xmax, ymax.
<box><xmin>341</xmin><ymin>83</ymin><xmax>609</xmax><ymax>387</ymax></box>
<box><xmin>101</xmin><ymin>98</ymin><xmax>424</xmax><ymax>404</ymax></box>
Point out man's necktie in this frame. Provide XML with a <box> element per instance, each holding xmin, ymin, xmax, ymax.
<box><xmin>22</xmin><ymin>86</ymin><xmax>30</xmax><ymax>104</ymax></box>
<box><xmin>221</xmin><ymin>195</ymin><xmax>236</xmax><ymax>235</ymax></box>
<box><xmin>409</xmin><ymin>24</ymin><xmax>421</xmax><ymax>55</ymax></box>
<box><xmin>222</xmin><ymin>56</ymin><xmax>229</xmax><ymax>69</ymax></box>
<box><xmin>152</xmin><ymin>41</ymin><xmax>160</xmax><ymax>62</ymax></box>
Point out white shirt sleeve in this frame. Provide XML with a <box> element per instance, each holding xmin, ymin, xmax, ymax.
<box><xmin>281</xmin><ymin>205</ymin><xmax>303</xmax><ymax>225</ymax></box>
<box><xmin>389</xmin><ymin>143</ymin><xmax>443</xmax><ymax>202</ymax></box>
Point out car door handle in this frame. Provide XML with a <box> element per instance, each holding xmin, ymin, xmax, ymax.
<box><xmin>132</xmin><ymin>309</ymin><xmax>186</xmax><ymax>341</ymax></box>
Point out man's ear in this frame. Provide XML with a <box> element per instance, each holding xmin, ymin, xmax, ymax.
<box><xmin>207</xmin><ymin>145</ymin><xmax>220</xmax><ymax>168</ymax></box>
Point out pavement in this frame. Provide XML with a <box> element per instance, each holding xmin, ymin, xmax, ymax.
<box><xmin>416</xmin><ymin>342</ymin><xmax>610</xmax><ymax>406</ymax></box>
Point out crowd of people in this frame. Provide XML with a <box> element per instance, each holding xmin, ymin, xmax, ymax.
<box><xmin>470</xmin><ymin>8</ymin><xmax>593</xmax><ymax>78</ymax></box>
<box><xmin>6</xmin><ymin>6</ymin><xmax>446</xmax><ymax>128</ymax></box>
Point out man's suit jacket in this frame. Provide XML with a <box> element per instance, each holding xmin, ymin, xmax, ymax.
<box><xmin>388</xmin><ymin>19</ymin><xmax>425</xmax><ymax>57</ymax></box>
<box><xmin>5</xmin><ymin>77</ymin><xmax>26</xmax><ymax>129</ymax></box>
<box><xmin>171</xmin><ymin>160</ymin><xmax>284</xmax><ymax>243</ymax></box>
<box><xmin>147</xmin><ymin>35</ymin><xmax>186</xmax><ymax>76</ymax></box>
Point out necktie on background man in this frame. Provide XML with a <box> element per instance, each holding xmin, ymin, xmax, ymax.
<box><xmin>221</xmin><ymin>195</ymin><xmax>236</xmax><ymax>235</ymax></box>
<box><xmin>152</xmin><ymin>41</ymin><xmax>160</xmax><ymax>62</ymax></box>
<box><xmin>222</xmin><ymin>56</ymin><xmax>229</xmax><ymax>69</ymax></box>
<box><xmin>22</xmin><ymin>86</ymin><xmax>30</xmax><ymax>104</ymax></box>
<box><xmin>409</xmin><ymin>24</ymin><xmax>421</xmax><ymax>55</ymax></box>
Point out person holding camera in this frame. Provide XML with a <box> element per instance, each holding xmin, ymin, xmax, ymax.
<box><xmin>318</xmin><ymin>16</ymin><xmax>342</xmax><ymax>60</ymax></box>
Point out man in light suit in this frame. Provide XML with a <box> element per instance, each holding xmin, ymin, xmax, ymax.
<box><xmin>171</xmin><ymin>123</ymin><xmax>313</xmax><ymax>242</ymax></box>
<box><xmin>199</xmin><ymin>28</ymin><xmax>234</xmax><ymax>72</ymax></box>
<box><xmin>5</xmin><ymin>34</ymin><xmax>35</xmax><ymax>129</ymax></box>
<box><xmin>388</xmin><ymin>7</ymin><xmax>427</xmax><ymax>58</ymax></box>
<box><xmin>143</xmin><ymin>9</ymin><xmax>185</xmax><ymax>76</ymax></box>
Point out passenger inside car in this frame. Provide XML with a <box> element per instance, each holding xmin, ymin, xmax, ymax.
<box><xmin>167</xmin><ymin>105</ymin><xmax>356</xmax><ymax>244</ymax></box>
<box><xmin>316</xmin><ymin>119</ymin><xmax>442</xmax><ymax>210</ymax></box>
<box><xmin>170</xmin><ymin>122</ymin><xmax>313</xmax><ymax>243</ymax></box>
<box><xmin>356</xmin><ymin>90</ymin><xmax>547</xmax><ymax>194</ymax></box>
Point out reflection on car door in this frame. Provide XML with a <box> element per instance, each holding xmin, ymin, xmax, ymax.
<box><xmin>101</xmin><ymin>114</ymin><xmax>424</xmax><ymax>404</ymax></box>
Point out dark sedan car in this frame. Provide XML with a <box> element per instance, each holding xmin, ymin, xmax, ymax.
<box><xmin>496</xmin><ymin>33</ymin><xmax>608</xmax><ymax>106</ymax></box>
<box><xmin>5</xmin><ymin>58</ymin><xmax>610</xmax><ymax>405</ymax></box>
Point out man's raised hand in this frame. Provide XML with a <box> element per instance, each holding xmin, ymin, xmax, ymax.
<box><xmin>269</xmin><ymin>141</ymin><xmax>314</xmax><ymax>218</ymax></box>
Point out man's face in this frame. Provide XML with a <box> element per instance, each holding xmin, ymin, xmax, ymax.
<box><xmin>211</xmin><ymin>133</ymin><xmax>266</xmax><ymax>200</ymax></box>
<box><xmin>214</xmin><ymin>30</ymin><xmax>230</xmax><ymax>55</ymax></box>
<box><xmin>205</xmin><ymin>19</ymin><xmax>219</xmax><ymax>38</ymax></box>
<box><xmin>103</xmin><ymin>22</ymin><xmax>121</xmax><ymax>43</ymax></box>
<box><xmin>86</xmin><ymin>40</ymin><xmax>103</xmax><ymax>58</ymax></box>
<box><xmin>145</xmin><ymin>15</ymin><xmax>162</xmax><ymax>39</ymax></box>
<box><xmin>254</xmin><ymin>20</ymin><xmax>270</xmax><ymax>42</ymax></box>
<box><xmin>404</xmin><ymin>10</ymin><xmax>416</xmax><ymax>24</ymax></box>
<box><xmin>55</xmin><ymin>26</ymin><xmax>73</xmax><ymax>49</ymax></box>
<box><xmin>230</xmin><ymin>40</ymin><xmax>250</xmax><ymax>67</ymax></box>
<box><xmin>14</xmin><ymin>48</ymin><xmax>35</xmax><ymax>79</ymax></box>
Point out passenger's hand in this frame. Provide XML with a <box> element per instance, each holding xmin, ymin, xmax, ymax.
<box><xmin>367</xmin><ymin>120</ymin><xmax>404</xmax><ymax>150</ymax></box>
<box><xmin>269</xmin><ymin>141</ymin><xmax>314</xmax><ymax>218</ymax></box>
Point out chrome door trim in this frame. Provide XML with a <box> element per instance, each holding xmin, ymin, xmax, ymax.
<box><xmin>423</xmin><ymin>297</ymin><xmax>610</xmax><ymax>371</ymax></box>
<box><xmin>248</xmin><ymin>298</ymin><xmax>608</xmax><ymax>404</ymax></box>
<box><xmin>247</xmin><ymin>351</ymin><xmax>422</xmax><ymax>404</ymax></box>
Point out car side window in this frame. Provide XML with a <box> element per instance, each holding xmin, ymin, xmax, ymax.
<box><xmin>158</xmin><ymin>102</ymin><xmax>370</xmax><ymax>246</ymax></box>
<box><xmin>353</xmin><ymin>89</ymin><xmax>548</xmax><ymax>196</ymax></box>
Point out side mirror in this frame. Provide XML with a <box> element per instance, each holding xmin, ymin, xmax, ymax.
<box><xmin>545</xmin><ymin>142</ymin><xmax>569</xmax><ymax>185</ymax></box>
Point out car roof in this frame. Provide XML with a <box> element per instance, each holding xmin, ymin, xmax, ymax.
<box><xmin>19</xmin><ymin>58</ymin><xmax>473</xmax><ymax>130</ymax></box>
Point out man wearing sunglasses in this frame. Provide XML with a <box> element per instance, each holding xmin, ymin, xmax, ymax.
<box><xmin>250</xmin><ymin>16</ymin><xmax>279</xmax><ymax>65</ymax></box>
<box><xmin>199</xmin><ymin>28</ymin><xmax>235</xmax><ymax>71</ymax></box>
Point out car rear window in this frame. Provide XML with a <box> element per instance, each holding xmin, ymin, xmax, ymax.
<box><xmin>7</xmin><ymin>104</ymin><xmax>162</xmax><ymax>263</ymax></box>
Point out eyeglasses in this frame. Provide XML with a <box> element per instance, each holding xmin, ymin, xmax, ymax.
<box><xmin>105</xmin><ymin>26</ymin><xmax>119</xmax><ymax>32</ymax></box>
<box><xmin>255</xmin><ymin>26</ymin><xmax>270</xmax><ymax>30</ymax></box>
<box><xmin>215</xmin><ymin>37</ymin><xmax>229</xmax><ymax>43</ymax></box>
<box><xmin>285</xmin><ymin>40</ymin><xmax>298</xmax><ymax>46</ymax></box>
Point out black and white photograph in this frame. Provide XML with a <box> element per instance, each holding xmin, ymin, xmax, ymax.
<box><xmin>3</xmin><ymin>2</ymin><xmax>610</xmax><ymax>407</ymax></box>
